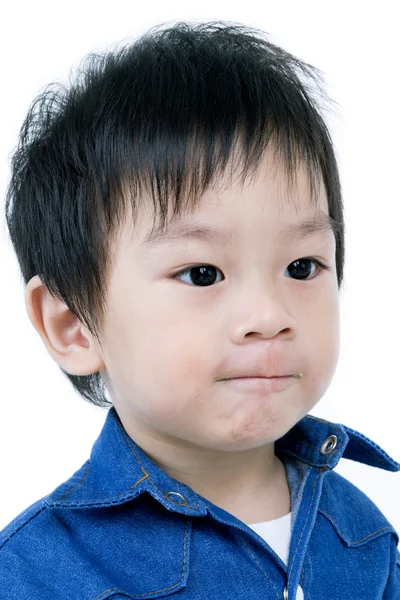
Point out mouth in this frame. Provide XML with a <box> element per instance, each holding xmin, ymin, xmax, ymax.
<box><xmin>232</xmin><ymin>375</ymin><xmax>294</xmax><ymax>379</ymax></box>
<box><xmin>222</xmin><ymin>374</ymin><xmax>301</xmax><ymax>380</ymax></box>
<box><xmin>221</xmin><ymin>375</ymin><xmax>298</xmax><ymax>393</ymax></box>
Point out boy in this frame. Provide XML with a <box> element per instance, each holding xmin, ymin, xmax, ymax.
<box><xmin>1</xmin><ymin>20</ymin><xmax>399</xmax><ymax>599</ymax></box>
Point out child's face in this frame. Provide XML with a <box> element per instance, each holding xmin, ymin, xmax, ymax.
<box><xmin>96</xmin><ymin>152</ymin><xmax>340</xmax><ymax>453</ymax></box>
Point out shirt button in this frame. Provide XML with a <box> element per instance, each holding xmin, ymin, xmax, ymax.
<box><xmin>319</xmin><ymin>434</ymin><xmax>338</xmax><ymax>455</ymax></box>
<box><xmin>165</xmin><ymin>491</ymin><xmax>188</xmax><ymax>505</ymax></box>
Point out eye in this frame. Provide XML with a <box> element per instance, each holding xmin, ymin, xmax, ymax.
<box><xmin>171</xmin><ymin>258</ymin><xmax>329</xmax><ymax>287</ymax></box>
<box><xmin>172</xmin><ymin>265</ymin><xmax>223</xmax><ymax>287</ymax></box>
<box><xmin>286</xmin><ymin>257</ymin><xmax>329</xmax><ymax>280</ymax></box>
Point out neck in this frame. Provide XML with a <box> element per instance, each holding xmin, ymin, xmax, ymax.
<box><xmin>118</xmin><ymin>408</ymin><xmax>291</xmax><ymax>524</ymax></box>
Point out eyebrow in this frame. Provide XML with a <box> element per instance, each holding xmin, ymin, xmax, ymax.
<box><xmin>138</xmin><ymin>211</ymin><xmax>338</xmax><ymax>250</ymax></box>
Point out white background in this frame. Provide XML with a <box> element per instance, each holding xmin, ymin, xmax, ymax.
<box><xmin>0</xmin><ymin>0</ymin><xmax>399</xmax><ymax>544</ymax></box>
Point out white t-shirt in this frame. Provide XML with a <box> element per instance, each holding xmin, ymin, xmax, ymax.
<box><xmin>248</xmin><ymin>512</ymin><xmax>304</xmax><ymax>600</ymax></box>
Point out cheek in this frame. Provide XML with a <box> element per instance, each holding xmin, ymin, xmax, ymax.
<box><xmin>103</xmin><ymin>285</ymin><xmax>214</xmax><ymax>394</ymax></box>
<box><xmin>153</xmin><ymin>340</ymin><xmax>214</xmax><ymax>394</ymax></box>
<box><xmin>304</xmin><ymin>292</ymin><xmax>340</xmax><ymax>394</ymax></box>
<box><xmin>134</xmin><ymin>309</ymin><xmax>215</xmax><ymax>392</ymax></box>
<box><xmin>140</xmin><ymin>299</ymin><xmax>212</xmax><ymax>364</ymax></box>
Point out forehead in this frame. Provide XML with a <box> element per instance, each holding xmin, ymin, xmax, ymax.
<box><xmin>136</xmin><ymin>211</ymin><xmax>335</xmax><ymax>256</ymax></box>
<box><xmin>132</xmin><ymin>157</ymin><xmax>330</xmax><ymax>247</ymax></box>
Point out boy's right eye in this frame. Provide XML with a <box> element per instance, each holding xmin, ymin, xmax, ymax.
<box><xmin>171</xmin><ymin>265</ymin><xmax>223</xmax><ymax>287</ymax></box>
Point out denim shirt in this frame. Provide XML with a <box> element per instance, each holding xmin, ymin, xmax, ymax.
<box><xmin>1</xmin><ymin>408</ymin><xmax>399</xmax><ymax>599</ymax></box>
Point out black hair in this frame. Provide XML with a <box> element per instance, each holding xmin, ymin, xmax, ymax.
<box><xmin>5</xmin><ymin>21</ymin><xmax>345</xmax><ymax>408</ymax></box>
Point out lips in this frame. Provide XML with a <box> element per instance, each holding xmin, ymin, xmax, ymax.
<box><xmin>229</xmin><ymin>375</ymin><xmax>293</xmax><ymax>379</ymax></box>
<box><xmin>223</xmin><ymin>375</ymin><xmax>298</xmax><ymax>393</ymax></box>
<box><xmin>219</xmin><ymin>358</ymin><xmax>303</xmax><ymax>381</ymax></box>
<box><xmin>222</xmin><ymin>373</ymin><xmax>299</xmax><ymax>380</ymax></box>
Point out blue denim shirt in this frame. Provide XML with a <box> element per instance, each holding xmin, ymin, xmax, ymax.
<box><xmin>1</xmin><ymin>408</ymin><xmax>399</xmax><ymax>599</ymax></box>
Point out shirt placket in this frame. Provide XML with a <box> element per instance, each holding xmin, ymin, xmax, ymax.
<box><xmin>284</xmin><ymin>465</ymin><xmax>327</xmax><ymax>600</ymax></box>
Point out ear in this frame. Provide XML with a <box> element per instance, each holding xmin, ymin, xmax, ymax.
<box><xmin>24</xmin><ymin>275</ymin><xmax>106</xmax><ymax>376</ymax></box>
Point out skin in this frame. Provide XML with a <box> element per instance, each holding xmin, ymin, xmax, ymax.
<box><xmin>25</xmin><ymin>148</ymin><xmax>341</xmax><ymax>524</ymax></box>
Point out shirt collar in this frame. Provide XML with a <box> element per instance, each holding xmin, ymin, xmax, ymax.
<box><xmin>275</xmin><ymin>415</ymin><xmax>400</xmax><ymax>471</ymax></box>
<box><xmin>46</xmin><ymin>407</ymin><xmax>400</xmax><ymax>512</ymax></box>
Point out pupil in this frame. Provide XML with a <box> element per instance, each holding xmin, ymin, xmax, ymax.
<box><xmin>288</xmin><ymin>259</ymin><xmax>312</xmax><ymax>280</ymax></box>
<box><xmin>191</xmin><ymin>266</ymin><xmax>217</xmax><ymax>286</ymax></box>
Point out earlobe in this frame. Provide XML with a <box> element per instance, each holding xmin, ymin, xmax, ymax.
<box><xmin>24</xmin><ymin>275</ymin><xmax>106</xmax><ymax>376</ymax></box>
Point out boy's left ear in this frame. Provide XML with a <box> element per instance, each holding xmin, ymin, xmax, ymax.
<box><xmin>24</xmin><ymin>274</ymin><xmax>106</xmax><ymax>376</ymax></box>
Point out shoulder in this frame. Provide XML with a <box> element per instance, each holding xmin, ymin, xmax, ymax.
<box><xmin>318</xmin><ymin>470</ymin><xmax>399</xmax><ymax>547</ymax></box>
<box><xmin>0</xmin><ymin>499</ymin><xmax>56</xmax><ymax>598</ymax></box>
<box><xmin>0</xmin><ymin>459</ymin><xmax>186</xmax><ymax>600</ymax></box>
<box><xmin>0</xmin><ymin>462</ymin><xmax>95</xmax><ymax>597</ymax></box>
<box><xmin>0</xmin><ymin>499</ymin><xmax>48</xmax><ymax>552</ymax></box>
<box><xmin>0</xmin><ymin>458</ymin><xmax>91</xmax><ymax>551</ymax></box>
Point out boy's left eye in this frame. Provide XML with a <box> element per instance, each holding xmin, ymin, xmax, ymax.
<box><xmin>170</xmin><ymin>258</ymin><xmax>330</xmax><ymax>287</ymax></box>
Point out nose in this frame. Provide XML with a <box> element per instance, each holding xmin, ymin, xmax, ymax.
<box><xmin>229</xmin><ymin>277</ymin><xmax>297</xmax><ymax>343</ymax></box>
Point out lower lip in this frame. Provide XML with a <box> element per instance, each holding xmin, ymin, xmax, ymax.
<box><xmin>223</xmin><ymin>376</ymin><xmax>295</xmax><ymax>393</ymax></box>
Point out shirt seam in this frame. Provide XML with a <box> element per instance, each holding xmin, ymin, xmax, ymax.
<box><xmin>236</xmin><ymin>535</ymin><xmax>281</xmax><ymax>598</ymax></box>
<box><xmin>318</xmin><ymin>508</ymin><xmax>394</xmax><ymax>545</ymax></box>
<box><xmin>60</xmin><ymin>462</ymin><xmax>91</xmax><ymax>499</ymax></box>
<box><xmin>115</xmin><ymin>417</ymin><xmax>203</xmax><ymax>511</ymax></box>
<box><xmin>0</xmin><ymin>504</ymin><xmax>47</xmax><ymax>551</ymax></box>
<box><xmin>92</xmin><ymin>518</ymin><xmax>190</xmax><ymax>598</ymax></box>
<box><xmin>288</xmin><ymin>471</ymin><xmax>321</xmax><ymax>581</ymax></box>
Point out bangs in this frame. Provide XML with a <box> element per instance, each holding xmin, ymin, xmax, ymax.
<box><xmin>81</xmin><ymin>22</ymin><xmax>336</xmax><ymax>236</ymax></box>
